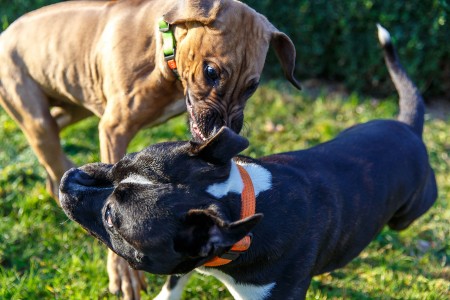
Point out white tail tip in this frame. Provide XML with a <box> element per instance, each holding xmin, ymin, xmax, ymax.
<box><xmin>377</xmin><ymin>23</ymin><xmax>391</xmax><ymax>46</ymax></box>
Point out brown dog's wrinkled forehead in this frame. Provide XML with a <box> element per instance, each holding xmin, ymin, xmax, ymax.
<box><xmin>214</xmin><ymin>1</ymin><xmax>275</xmax><ymax>39</ymax></box>
<box><xmin>174</xmin><ymin>12</ymin><xmax>271</xmax><ymax>71</ymax></box>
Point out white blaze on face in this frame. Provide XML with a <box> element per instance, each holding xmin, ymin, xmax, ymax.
<box><xmin>206</xmin><ymin>161</ymin><xmax>272</xmax><ymax>199</ymax></box>
<box><xmin>120</xmin><ymin>174</ymin><xmax>154</xmax><ymax>185</ymax></box>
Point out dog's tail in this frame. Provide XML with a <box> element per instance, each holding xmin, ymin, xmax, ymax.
<box><xmin>377</xmin><ymin>24</ymin><xmax>425</xmax><ymax>137</ymax></box>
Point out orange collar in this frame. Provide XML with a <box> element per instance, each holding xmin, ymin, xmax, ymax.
<box><xmin>204</xmin><ymin>164</ymin><xmax>255</xmax><ymax>267</ymax></box>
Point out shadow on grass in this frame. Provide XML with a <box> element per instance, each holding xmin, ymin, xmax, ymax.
<box><xmin>335</xmin><ymin>229</ymin><xmax>449</xmax><ymax>284</ymax></box>
<box><xmin>310</xmin><ymin>277</ymin><xmax>380</xmax><ymax>299</ymax></box>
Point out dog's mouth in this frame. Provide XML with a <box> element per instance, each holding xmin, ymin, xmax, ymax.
<box><xmin>186</xmin><ymin>94</ymin><xmax>216</xmax><ymax>142</ymax></box>
<box><xmin>186</xmin><ymin>92</ymin><xmax>244</xmax><ymax>142</ymax></box>
<box><xmin>188</xmin><ymin>109</ymin><xmax>207</xmax><ymax>142</ymax></box>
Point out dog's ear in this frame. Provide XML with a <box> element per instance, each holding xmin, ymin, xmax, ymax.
<box><xmin>189</xmin><ymin>127</ymin><xmax>249</xmax><ymax>165</ymax></box>
<box><xmin>163</xmin><ymin>0</ymin><xmax>222</xmax><ymax>25</ymax></box>
<box><xmin>271</xmin><ymin>31</ymin><xmax>301</xmax><ymax>90</ymax></box>
<box><xmin>174</xmin><ymin>209</ymin><xmax>263</xmax><ymax>258</ymax></box>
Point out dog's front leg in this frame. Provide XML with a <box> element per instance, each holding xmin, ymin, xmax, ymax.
<box><xmin>107</xmin><ymin>250</ymin><xmax>147</xmax><ymax>299</ymax></box>
<box><xmin>98</xmin><ymin>115</ymin><xmax>140</xmax><ymax>166</ymax></box>
<box><xmin>99</xmin><ymin>113</ymin><xmax>147</xmax><ymax>299</ymax></box>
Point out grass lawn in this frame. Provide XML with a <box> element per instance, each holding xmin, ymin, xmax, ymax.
<box><xmin>1</xmin><ymin>82</ymin><xmax>449</xmax><ymax>299</ymax></box>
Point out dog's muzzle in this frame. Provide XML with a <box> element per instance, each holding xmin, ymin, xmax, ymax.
<box><xmin>186</xmin><ymin>93</ymin><xmax>243</xmax><ymax>142</ymax></box>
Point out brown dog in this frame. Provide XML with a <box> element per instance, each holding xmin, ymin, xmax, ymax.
<box><xmin>0</xmin><ymin>0</ymin><xmax>299</xmax><ymax>298</ymax></box>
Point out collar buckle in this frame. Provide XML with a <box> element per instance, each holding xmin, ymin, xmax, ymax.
<box><xmin>158</xmin><ymin>19</ymin><xmax>170</xmax><ymax>32</ymax></box>
<box><xmin>164</xmin><ymin>54</ymin><xmax>175</xmax><ymax>61</ymax></box>
<box><xmin>218</xmin><ymin>251</ymin><xmax>241</xmax><ymax>261</ymax></box>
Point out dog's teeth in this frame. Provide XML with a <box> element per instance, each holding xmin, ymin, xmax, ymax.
<box><xmin>190</xmin><ymin>119</ymin><xmax>206</xmax><ymax>141</ymax></box>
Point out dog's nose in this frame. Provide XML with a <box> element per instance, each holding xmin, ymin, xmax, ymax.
<box><xmin>60</xmin><ymin>162</ymin><xmax>114</xmax><ymax>196</ymax></box>
<box><xmin>59</xmin><ymin>168</ymin><xmax>97</xmax><ymax>195</ymax></box>
<box><xmin>59</xmin><ymin>167</ymin><xmax>114</xmax><ymax>216</ymax></box>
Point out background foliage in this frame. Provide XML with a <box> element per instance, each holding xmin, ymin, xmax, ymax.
<box><xmin>243</xmin><ymin>0</ymin><xmax>449</xmax><ymax>98</ymax></box>
<box><xmin>0</xmin><ymin>0</ymin><xmax>60</xmax><ymax>30</ymax></box>
<box><xmin>1</xmin><ymin>0</ymin><xmax>449</xmax><ymax>98</ymax></box>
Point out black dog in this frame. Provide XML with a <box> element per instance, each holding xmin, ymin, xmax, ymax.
<box><xmin>60</xmin><ymin>25</ymin><xmax>437</xmax><ymax>299</ymax></box>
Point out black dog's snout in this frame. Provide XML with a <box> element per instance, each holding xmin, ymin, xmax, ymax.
<box><xmin>59</xmin><ymin>165</ymin><xmax>114</xmax><ymax>226</ymax></box>
<box><xmin>60</xmin><ymin>165</ymin><xmax>115</xmax><ymax>200</ymax></box>
<box><xmin>59</xmin><ymin>168</ymin><xmax>96</xmax><ymax>195</ymax></box>
<box><xmin>59</xmin><ymin>162</ymin><xmax>114</xmax><ymax>197</ymax></box>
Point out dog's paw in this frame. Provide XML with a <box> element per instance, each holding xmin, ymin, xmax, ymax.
<box><xmin>107</xmin><ymin>250</ymin><xmax>147</xmax><ymax>300</ymax></box>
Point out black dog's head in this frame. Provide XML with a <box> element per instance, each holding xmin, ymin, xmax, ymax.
<box><xmin>60</xmin><ymin>127</ymin><xmax>262</xmax><ymax>274</ymax></box>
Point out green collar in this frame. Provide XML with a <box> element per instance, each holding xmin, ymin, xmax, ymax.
<box><xmin>159</xmin><ymin>18</ymin><xmax>180</xmax><ymax>79</ymax></box>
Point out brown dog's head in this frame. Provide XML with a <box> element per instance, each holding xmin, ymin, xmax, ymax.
<box><xmin>162</xmin><ymin>0</ymin><xmax>300</xmax><ymax>141</ymax></box>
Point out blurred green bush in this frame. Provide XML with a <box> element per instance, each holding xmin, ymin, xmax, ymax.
<box><xmin>244</xmin><ymin>0</ymin><xmax>449</xmax><ymax>98</ymax></box>
<box><xmin>1</xmin><ymin>0</ymin><xmax>448</xmax><ymax>98</ymax></box>
<box><xmin>0</xmin><ymin>0</ymin><xmax>61</xmax><ymax>30</ymax></box>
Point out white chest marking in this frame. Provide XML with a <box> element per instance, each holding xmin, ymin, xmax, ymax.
<box><xmin>197</xmin><ymin>267</ymin><xmax>276</xmax><ymax>300</ymax></box>
<box><xmin>206</xmin><ymin>161</ymin><xmax>272</xmax><ymax>199</ymax></box>
<box><xmin>120</xmin><ymin>174</ymin><xmax>153</xmax><ymax>185</ymax></box>
<box><xmin>153</xmin><ymin>272</ymin><xmax>193</xmax><ymax>300</ymax></box>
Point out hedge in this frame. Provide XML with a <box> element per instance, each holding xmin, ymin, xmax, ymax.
<box><xmin>243</xmin><ymin>0</ymin><xmax>449</xmax><ymax>98</ymax></box>
<box><xmin>1</xmin><ymin>0</ymin><xmax>449</xmax><ymax>98</ymax></box>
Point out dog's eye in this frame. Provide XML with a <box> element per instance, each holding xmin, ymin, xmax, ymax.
<box><xmin>204</xmin><ymin>65</ymin><xmax>219</xmax><ymax>81</ymax></box>
<box><xmin>243</xmin><ymin>81</ymin><xmax>259</xmax><ymax>98</ymax></box>
<box><xmin>105</xmin><ymin>205</ymin><xmax>114</xmax><ymax>228</ymax></box>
